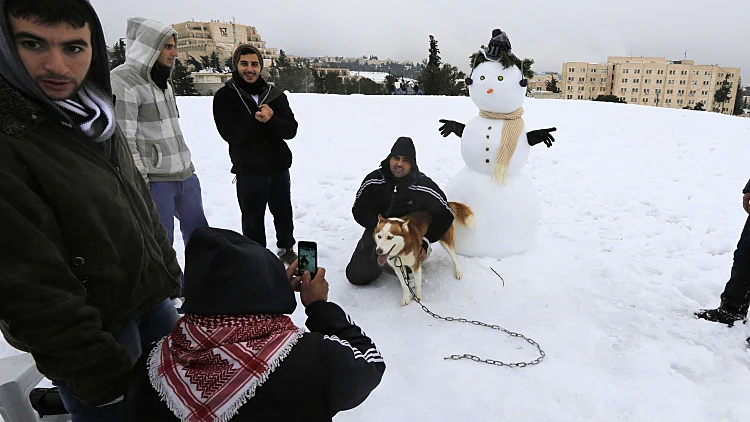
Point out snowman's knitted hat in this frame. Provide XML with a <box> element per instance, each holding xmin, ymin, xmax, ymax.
<box><xmin>470</xmin><ymin>29</ymin><xmax>533</xmax><ymax>79</ymax></box>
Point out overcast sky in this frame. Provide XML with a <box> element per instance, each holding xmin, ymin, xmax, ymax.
<box><xmin>91</xmin><ymin>0</ymin><xmax>750</xmax><ymax>81</ymax></box>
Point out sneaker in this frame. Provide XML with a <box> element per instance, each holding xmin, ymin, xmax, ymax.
<box><xmin>694</xmin><ymin>307</ymin><xmax>746</xmax><ymax>326</ymax></box>
<box><xmin>277</xmin><ymin>248</ymin><xmax>298</xmax><ymax>265</ymax></box>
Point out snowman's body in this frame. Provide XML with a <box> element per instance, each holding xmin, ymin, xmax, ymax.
<box><xmin>445</xmin><ymin>60</ymin><xmax>540</xmax><ymax>258</ymax></box>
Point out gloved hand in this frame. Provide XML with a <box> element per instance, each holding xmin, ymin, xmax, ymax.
<box><xmin>438</xmin><ymin>119</ymin><xmax>465</xmax><ymax>138</ymax></box>
<box><xmin>527</xmin><ymin>127</ymin><xmax>557</xmax><ymax>147</ymax></box>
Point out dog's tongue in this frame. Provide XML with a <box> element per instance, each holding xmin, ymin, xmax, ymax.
<box><xmin>377</xmin><ymin>252</ymin><xmax>390</xmax><ymax>267</ymax></box>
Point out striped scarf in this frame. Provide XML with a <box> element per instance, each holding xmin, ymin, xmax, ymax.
<box><xmin>148</xmin><ymin>314</ymin><xmax>304</xmax><ymax>422</ymax></box>
<box><xmin>479</xmin><ymin>107</ymin><xmax>524</xmax><ymax>184</ymax></box>
<box><xmin>53</xmin><ymin>83</ymin><xmax>115</xmax><ymax>142</ymax></box>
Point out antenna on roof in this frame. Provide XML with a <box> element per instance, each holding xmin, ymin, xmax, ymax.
<box><xmin>684</xmin><ymin>50</ymin><xmax>687</xmax><ymax>60</ymax></box>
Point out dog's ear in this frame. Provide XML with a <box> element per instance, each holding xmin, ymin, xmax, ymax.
<box><xmin>377</xmin><ymin>214</ymin><xmax>385</xmax><ymax>222</ymax></box>
<box><xmin>402</xmin><ymin>221</ymin><xmax>409</xmax><ymax>233</ymax></box>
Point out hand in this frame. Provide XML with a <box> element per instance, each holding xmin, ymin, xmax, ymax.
<box><xmin>438</xmin><ymin>119</ymin><xmax>465</xmax><ymax>138</ymax></box>
<box><xmin>527</xmin><ymin>127</ymin><xmax>557</xmax><ymax>147</ymax></box>
<box><xmin>255</xmin><ymin>104</ymin><xmax>274</xmax><ymax>123</ymax></box>
<box><xmin>417</xmin><ymin>247</ymin><xmax>427</xmax><ymax>262</ymax></box>
<box><xmin>743</xmin><ymin>193</ymin><xmax>750</xmax><ymax>214</ymax></box>
<box><xmin>287</xmin><ymin>260</ymin><xmax>302</xmax><ymax>290</ymax></box>
<box><xmin>299</xmin><ymin>267</ymin><xmax>328</xmax><ymax>307</ymax></box>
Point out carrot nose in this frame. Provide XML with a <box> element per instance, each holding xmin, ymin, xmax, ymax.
<box><xmin>487</xmin><ymin>88</ymin><xmax>494</xmax><ymax>94</ymax></box>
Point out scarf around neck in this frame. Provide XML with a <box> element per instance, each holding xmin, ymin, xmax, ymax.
<box><xmin>480</xmin><ymin>107</ymin><xmax>525</xmax><ymax>184</ymax></box>
<box><xmin>149</xmin><ymin>313</ymin><xmax>303</xmax><ymax>422</ymax></box>
<box><xmin>232</xmin><ymin>71</ymin><xmax>268</xmax><ymax>96</ymax></box>
<box><xmin>53</xmin><ymin>81</ymin><xmax>115</xmax><ymax>142</ymax></box>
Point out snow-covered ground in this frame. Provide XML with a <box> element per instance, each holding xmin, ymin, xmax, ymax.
<box><xmin>3</xmin><ymin>95</ymin><xmax>750</xmax><ymax>421</ymax></box>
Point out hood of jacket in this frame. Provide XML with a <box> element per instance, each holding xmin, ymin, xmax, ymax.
<box><xmin>0</xmin><ymin>0</ymin><xmax>112</xmax><ymax>126</ymax></box>
<box><xmin>124</xmin><ymin>17</ymin><xmax>177</xmax><ymax>81</ymax></box>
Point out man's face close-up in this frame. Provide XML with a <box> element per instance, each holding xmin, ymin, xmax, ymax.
<box><xmin>10</xmin><ymin>15</ymin><xmax>92</xmax><ymax>101</ymax></box>
<box><xmin>237</xmin><ymin>53</ymin><xmax>261</xmax><ymax>84</ymax></box>
<box><xmin>156</xmin><ymin>35</ymin><xmax>178</xmax><ymax>68</ymax></box>
<box><xmin>389</xmin><ymin>155</ymin><xmax>412</xmax><ymax>178</ymax></box>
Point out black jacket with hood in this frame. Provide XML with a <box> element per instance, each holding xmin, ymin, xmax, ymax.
<box><xmin>744</xmin><ymin>179</ymin><xmax>750</xmax><ymax>194</ymax></box>
<box><xmin>0</xmin><ymin>0</ymin><xmax>182</xmax><ymax>406</ymax></box>
<box><xmin>125</xmin><ymin>228</ymin><xmax>385</xmax><ymax>421</ymax></box>
<box><xmin>352</xmin><ymin>137</ymin><xmax>455</xmax><ymax>243</ymax></box>
<box><xmin>213</xmin><ymin>74</ymin><xmax>298</xmax><ymax>174</ymax></box>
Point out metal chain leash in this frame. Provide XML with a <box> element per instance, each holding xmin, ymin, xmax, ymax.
<box><xmin>392</xmin><ymin>257</ymin><xmax>545</xmax><ymax>368</ymax></box>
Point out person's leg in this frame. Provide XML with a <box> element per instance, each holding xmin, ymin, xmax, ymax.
<box><xmin>235</xmin><ymin>173</ymin><xmax>271</xmax><ymax>247</ymax></box>
<box><xmin>149</xmin><ymin>182</ymin><xmax>178</xmax><ymax>246</ymax></box>
<box><xmin>173</xmin><ymin>174</ymin><xmax>209</xmax><ymax>247</ymax></box>
<box><xmin>137</xmin><ymin>298</ymin><xmax>180</xmax><ymax>346</ymax></box>
<box><xmin>720</xmin><ymin>214</ymin><xmax>750</xmax><ymax>314</ymax></box>
<box><xmin>346</xmin><ymin>230</ymin><xmax>383</xmax><ymax>286</ymax></box>
<box><xmin>268</xmin><ymin>169</ymin><xmax>295</xmax><ymax>250</ymax></box>
<box><xmin>53</xmin><ymin>321</ymin><xmax>142</xmax><ymax>422</ymax></box>
<box><xmin>697</xmin><ymin>215</ymin><xmax>750</xmax><ymax>324</ymax></box>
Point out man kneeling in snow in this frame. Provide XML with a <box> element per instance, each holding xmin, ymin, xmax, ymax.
<box><xmin>125</xmin><ymin>227</ymin><xmax>385</xmax><ymax>421</ymax></box>
<box><xmin>346</xmin><ymin>137</ymin><xmax>455</xmax><ymax>285</ymax></box>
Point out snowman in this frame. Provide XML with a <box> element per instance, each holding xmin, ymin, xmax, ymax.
<box><xmin>438</xmin><ymin>29</ymin><xmax>556</xmax><ymax>259</ymax></box>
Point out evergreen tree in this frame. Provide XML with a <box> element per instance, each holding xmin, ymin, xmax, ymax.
<box><xmin>440</xmin><ymin>63</ymin><xmax>466</xmax><ymax>96</ymax></box>
<box><xmin>545</xmin><ymin>76</ymin><xmax>561</xmax><ymax>93</ymax></box>
<box><xmin>200</xmin><ymin>55</ymin><xmax>212</xmax><ymax>70</ymax></box>
<box><xmin>186</xmin><ymin>55</ymin><xmax>203</xmax><ymax>72</ymax></box>
<box><xmin>275</xmin><ymin>49</ymin><xmax>291</xmax><ymax>68</ymax></box>
<box><xmin>593</xmin><ymin>94</ymin><xmax>626</xmax><ymax>103</ymax></box>
<box><xmin>384</xmin><ymin>74</ymin><xmax>397</xmax><ymax>94</ymax></box>
<box><xmin>209</xmin><ymin>52</ymin><xmax>221</xmax><ymax>71</ymax></box>
<box><xmin>417</xmin><ymin>35</ymin><xmax>443</xmax><ymax>95</ymax></box>
<box><xmin>733</xmin><ymin>78</ymin><xmax>743</xmax><ymax>115</ymax></box>
<box><xmin>694</xmin><ymin>101</ymin><xmax>705</xmax><ymax>111</ymax></box>
<box><xmin>224</xmin><ymin>57</ymin><xmax>234</xmax><ymax>71</ymax></box>
<box><xmin>108</xmin><ymin>38</ymin><xmax>126</xmax><ymax>70</ymax></box>
<box><xmin>714</xmin><ymin>75</ymin><xmax>732</xmax><ymax>112</ymax></box>
<box><xmin>171</xmin><ymin>59</ymin><xmax>197</xmax><ymax>96</ymax></box>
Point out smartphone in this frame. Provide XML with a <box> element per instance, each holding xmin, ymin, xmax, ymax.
<box><xmin>297</xmin><ymin>241</ymin><xmax>318</xmax><ymax>277</ymax></box>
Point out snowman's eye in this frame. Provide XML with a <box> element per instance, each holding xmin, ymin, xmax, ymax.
<box><xmin>479</xmin><ymin>76</ymin><xmax>485</xmax><ymax>81</ymax></box>
<box><xmin>497</xmin><ymin>76</ymin><xmax>504</xmax><ymax>81</ymax></box>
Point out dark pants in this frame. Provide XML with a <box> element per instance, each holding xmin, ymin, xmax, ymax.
<box><xmin>150</xmin><ymin>174</ymin><xmax>209</xmax><ymax>247</ymax></box>
<box><xmin>720</xmin><ymin>214</ymin><xmax>750</xmax><ymax>314</ymax></box>
<box><xmin>346</xmin><ymin>229</ymin><xmax>396</xmax><ymax>285</ymax></box>
<box><xmin>54</xmin><ymin>299</ymin><xmax>179</xmax><ymax>422</ymax></box>
<box><xmin>236</xmin><ymin>170</ymin><xmax>295</xmax><ymax>249</ymax></box>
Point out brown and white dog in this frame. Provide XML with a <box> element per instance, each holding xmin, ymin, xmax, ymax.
<box><xmin>374</xmin><ymin>202</ymin><xmax>474</xmax><ymax>305</ymax></box>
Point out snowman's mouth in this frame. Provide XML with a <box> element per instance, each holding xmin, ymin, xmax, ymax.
<box><xmin>377</xmin><ymin>245</ymin><xmax>396</xmax><ymax>267</ymax></box>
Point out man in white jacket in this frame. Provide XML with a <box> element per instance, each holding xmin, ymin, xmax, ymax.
<box><xmin>111</xmin><ymin>17</ymin><xmax>207</xmax><ymax>246</ymax></box>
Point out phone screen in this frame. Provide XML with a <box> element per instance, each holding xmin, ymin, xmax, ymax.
<box><xmin>298</xmin><ymin>242</ymin><xmax>317</xmax><ymax>277</ymax></box>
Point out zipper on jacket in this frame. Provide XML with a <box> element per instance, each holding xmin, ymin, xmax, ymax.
<box><xmin>384</xmin><ymin>186</ymin><xmax>397</xmax><ymax>216</ymax></box>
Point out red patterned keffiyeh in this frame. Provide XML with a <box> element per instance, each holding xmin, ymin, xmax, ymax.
<box><xmin>148</xmin><ymin>313</ymin><xmax>304</xmax><ymax>422</ymax></box>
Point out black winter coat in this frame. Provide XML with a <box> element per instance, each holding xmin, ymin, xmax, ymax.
<box><xmin>124</xmin><ymin>301</ymin><xmax>385</xmax><ymax>422</ymax></box>
<box><xmin>353</xmin><ymin>161</ymin><xmax>454</xmax><ymax>243</ymax></box>
<box><xmin>744</xmin><ymin>179</ymin><xmax>750</xmax><ymax>194</ymax></box>
<box><xmin>0</xmin><ymin>76</ymin><xmax>182</xmax><ymax>406</ymax></box>
<box><xmin>213</xmin><ymin>79</ymin><xmax>298</xmax><ymax>174</ymax></box>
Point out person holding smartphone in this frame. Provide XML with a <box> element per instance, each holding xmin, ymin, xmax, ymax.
<box><xmin>695</xmin><ymin>178</ymin><xmax>750</xmax><ymax>330</ymax></box>
<box><xmin>125</xmin><ymin>227</ymin><xmax>385</xmax><ymax>421</ymax></box>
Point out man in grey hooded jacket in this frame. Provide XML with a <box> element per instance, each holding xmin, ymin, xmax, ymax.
<box><xmin>111</xmin><ymin>18</ymin><xmax>208</xmax><ymax>247</ymax></box>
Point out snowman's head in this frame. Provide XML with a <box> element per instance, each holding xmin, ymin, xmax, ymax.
<box><xmin>469</xmin><ymin>61</ymin><xmax>526</xmax><ymax>113</ymax></box>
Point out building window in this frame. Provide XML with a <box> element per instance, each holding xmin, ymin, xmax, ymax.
<box><xmin>579</xmin><ymin>77</ymin><xmax>585</xmax><ymax>83</ymax></box>
<box><xmin>656</xmin><ymin>79</ymin><xmax>663</xmax><ymax>84</ymax></box>
<box><xmin>681</xmin><ymin>70</ymin><xmax>687</xmax><ymax>75</ymax></box>
<box><xmin>580</xmin><ymin>68</ymin><xmax>585</xmax><ymax>72</ymax></box>
<box><xmin>590</xmin><ymin>87</ymin><xmax>595</xmax><ymax>92</ymax></box>
<box><xmin>644</xmin><ymin>89</ymin><xmax>650</xmax><ymax>94</ymax></box>
<box><xmin>689</xmin><ymin>90</ymin><xmax>696</xmax><ymax>96</ymax></box>
<box><xmin>620</xmin><ymin>97</ymin><xmax>626</xmax><ymax>102</ymax></box>
<box><xmin>667</xmin><ymin>89</ymin><xmax>673</xmax><ymax>94</ymax></box>
<box><xmin>633</xmin><ymin>79</ymin><xmax>640</xmax><ymax>83</ymax></box>
<box><xmin>621</xmin><ymin>88</ymin><xmax>627</xmax><ymax>93</ymax></box>
<box><xmin>689</xmin><ymin>100</ymin><xmax>695</xmax><ymax>105</ymax></box>
<box><xmin>579</xmin><ymin>86</ymin><xmax>584</xmax><ymax>91</ymax></box>
<box><xmin>701</xmin><ymin>90</ymin><xmax>708</xmax><ymax>95</ymax></box>
<box><xmin>704</xmin><ymin>71</ymin><xmax>711</xmax><ymax>76</ymax></box>
<box><xmin>567</xmin><ymin>94</ymin><xmax>572</xmax><ymax>99</ymax></box>
<box><xmin>669</xmin><ymin>70</ymin><xmax>675</xmax><ymax>75</ymax></box>
<box><xmin>703</xmin><ymin>81</ymin><xmax>709</xmax><ymax>85</ymax></box>
<box><xmin>568</xmin><ymin>76</ymin><xmax>574</xmax><ymax>82</ymax></box>
<box><xmin>646</xmin><ymin>69</ymin><xmax>652</xmax><ymax>74</ymax></box>
<box><xmin>632</xmin><ymin>88</ymin><xmax>639</xmax><ymax>93</ymax></box>
<box><xmin>634</xmin><ymin>69</ymin><xmax>641</xmax><ymax>74</ymax></box>
<box><xmin>658</xmin><ymin>70</ymin><xmax>664</xmax><ymax>74</ymax></box>
<box><xmin>600</xmin><ymin>87</ymin><xmax>606</xmax><ymax>91</ymax></box>
<box><xmin>622</xmin><ymin>78</ymin><xmax>628</xmax><ymax>83</ymax></box>
<box><xmin>601</xmin><ymin>78</ymin><xmax>606</xmax><ymax>83</ymax></box>
<box><xmin>643</xmin><ymin>98</ymin><xmax>649</xmax><ymax>103</ymax></box>
<box><xmin>678</xmin><ymin>90</ymin><xmax>684</xmax><ymax>96</ymax></box>
<box><xmin>668</xmin><ymin>80</ymin><xmax>674</xmax><ymax>84</ymax></box>
<box><xmin>622</xmin><ymin>69</ymin><xmax>629</xmax><ymax>74</ymax></box>
<box><xmin>679</xmin><ymin>80</ymin><xmax>686</xmax><ymax>85</ymax></box>
<box><xmin>592</xmin><ymin>69</ymin><xmax>597</xmax><ymax>73</ymax></box>
<box><xmin>578</xmin><ymin>95</ymin><xmax>584</xmax><ymax>99</ymax></box>
<box><xmin>666</xmin><ymin>99</ymin><xmax>672</xmax><ymax>103</ymax></box>
<box><xmin>719</xmin><ymin>73</ymin><xmax>724</xmax><ymax>77</ymax></box>
<box><xmin>655</xmin><ymin>89</ymin><xmax>661</xmax><ymax>94</ymax></box>
<box><xmin>568</xmin><ymin>86</ymin><xmax>573</xmax><ymax>91</ymax></box>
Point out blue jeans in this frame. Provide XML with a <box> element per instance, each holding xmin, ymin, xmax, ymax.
<box><xmin>54</xmin><ymin>299</ymin><xmax>180</xmax><ymax>422</ymax></box>
<box><xmin>150</xmin><ymin>174</ymin><xmax>209</xmax><ymax>247</ymax></box>
<box><xmin>236</xmin><ymin>170</ymin><xmax>295</xmax><ymax>249</ymax></box>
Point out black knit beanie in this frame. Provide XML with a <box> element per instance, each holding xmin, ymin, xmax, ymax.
<box><xmin>181</xmin><ymin>227</ymin><xmax>296</xmax><ymax>316</ymax></box>
<box><xmin>232</xmin><ymin>43</ymin><xmax>264</xmax><ymax>71</ymax></box>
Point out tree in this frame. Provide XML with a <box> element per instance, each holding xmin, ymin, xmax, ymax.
<box><xmin>545</xmin><ymin>76</ymin><xmax>561</xmax><ymax>93</ymax></box>
<box><xmin>714</xmin><ymin>75</ymin><xmax>732</xmax><ymax>113</ymax></box>
<box><xmin>209</xmin><ymin>52</ymin><xmax>221</xmax><ymax>71</ymax></box>
<box><xmin>593</xmin><ymin>95</ymin><xmax>626</xmax><ymax>103</ymax></box>
<box><xmin>275</xmin><ymin>49</ymin><xmax>291</xmax><ymax>68</ymax></box>
<box><xmin>694</xmin><ymin>101</ymin><xmax>705</xmax><ymax>111</ymax></box>
<box><xmin>440</xmin><ymin>63</ymin><xmax>467</xmax><ymax>96</ymax></box>
<box><xmin>224</xmin><ymin>57</ymin><xmax>234</xmax><ymax>71</ymax></box>
<box><xmin>108</xmin><ymin>38</ymin><xmax>126</xmax><ymax>70</ymax></box>
<box><xmin>417</xmin><ymin>35</ymin><xmax>443</xmax><ymax>95</ymax></box>
<box><xmin>171</xmin><ymin>59</ymin><xmax>197</xmax><ymax>96</ymax></box>
<box><xmin>733</xmin><ymin>78</ymin><xmax>743</xmax><ymax>115</ymax></box>
<box><xmin>186</xmin><ymin>55</ymin><xmax>203</xmax><ymax>72</ymax></box>
<box><xmin>384</xmin><ymin>74</ymin><xmax>397</xmax><ymax>94</ymax></box>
